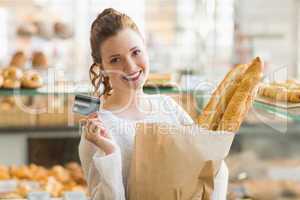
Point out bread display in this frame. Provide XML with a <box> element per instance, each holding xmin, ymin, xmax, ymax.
<box><xmin>32</xmin><ymin>51</ymin><xmax>48</xmax><ymax>68</ymax></box>
<box><xmin>0</xmin><ymin>67</ymin><xmax>43</xmax><ymax>89</ymax></box>
<box><xmin>258</xmin><ymin>80</ymin><xmax>300</xmax><ymax>103</ymax></box>
<box><xmin>198</xmin><ymin>57</ymin><xmax>263</xmax><ymax>132</ymax></box>
<box><xmin>9</xmin><ymin>51</ymin><xmax>27</xmax><ymax>68</ymax></box>
<box><xmin>21</xmin><ymin>71</ymin><xmax>43</xmax><ymax>89</ymax></box>
<box><xmin>198</xmin><ymin>64</ymin><xmax>249</xmax><ymax>130</ymax></box>
<box><xmin>144</xmin><ymin>73</ymin><xmax>175</xmax><ymax>88</ymax></box>
<box><xmin>0</xmin><ymin>163</ymin><xmax>87</xmax><ymax>198</ymax></box>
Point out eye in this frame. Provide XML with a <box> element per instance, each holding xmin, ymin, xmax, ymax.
<box><xmin>132</xmin><ymin>49</ymin><xmax>141</xmax><ymax>56</ymax></box>
<box><xmin>110</xmin><ymin>57</ymin><xmax>120</xmax><ymax>64</ymax></box>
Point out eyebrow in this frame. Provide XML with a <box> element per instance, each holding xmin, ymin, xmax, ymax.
<box><xmin>109</xmin><ymin>46</ymin><xmax>139</xmax><ymax>58</ymax></box>
<box><xmin>110</xmin><ymin>54</ymin><xmax>120</xmax><ymax>58</ymax></box>
<box><xmin>129</xmin><ymin>46</ymin><xmax>138</xmax><ymax>51</ymax></box>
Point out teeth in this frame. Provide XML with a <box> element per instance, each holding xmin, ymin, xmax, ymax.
<box><xmin>124</xmin><ymin>71</ymin><xmax>141</xmax><ymax>80</ymax></box>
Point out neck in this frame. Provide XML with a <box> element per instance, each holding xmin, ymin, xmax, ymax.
<box><xmin>102</xmin><ymin>87</ymin><xmax>145</xmax><ymax>112</ymax></box>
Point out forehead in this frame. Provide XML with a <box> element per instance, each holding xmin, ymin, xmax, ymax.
<box><xmin>100</xmin><ymin>28</ymin><xmax>143</xmax><ymax>57</ymax></box>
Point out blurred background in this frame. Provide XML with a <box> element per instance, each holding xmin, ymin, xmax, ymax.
<box><xmin>0</xmin><ymin>0</ymin><xmax>300</xmax><ymax>199</ymax></box>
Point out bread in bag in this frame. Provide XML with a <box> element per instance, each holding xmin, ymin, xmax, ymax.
<box><xmin>198</xmin><ymin>64</ymin><xmax>249</xmax><ymax>130</ymax></box>
<box><xmin>217</xmin><ymin>57</ymin><xmax>263</xmax><ymax>132</ymax></box>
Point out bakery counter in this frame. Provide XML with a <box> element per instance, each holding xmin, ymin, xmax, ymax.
<box><xmin>0</xmin><ymin>87</ymin><xmax>202</xmax><ymax>130</ymax></box>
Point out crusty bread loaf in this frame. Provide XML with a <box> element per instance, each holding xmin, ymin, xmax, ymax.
<box><xmin>288</xmin><ymin>90</ymin><xmax>300</xmax><ymax>102</ymax></box>
<box><xmin>198</xmin><ymin>64</ymin><xmax>249</xmax><ymax>130</ymax></box>
<box><xmin>217</xmin><ymin>57</ymin><xmax>263</xmax><ymax>132</ymax></box>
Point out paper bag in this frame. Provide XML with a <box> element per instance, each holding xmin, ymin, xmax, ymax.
<box><xmin>128</xmin><ymin>123</ymin><xmax>234</xmax><ymax>200</ymax></box>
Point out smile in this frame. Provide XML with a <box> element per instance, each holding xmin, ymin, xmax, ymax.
<box><xmin>122</xmin><ymin>70</ymin><xmax>142</xmax><ymax>81</ymax></box>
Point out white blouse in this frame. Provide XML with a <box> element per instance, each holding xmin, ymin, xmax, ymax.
<box><xmin>78</xmin><ymin>94</ymin><xmax>228</xmax><ymax>200</ymax></box>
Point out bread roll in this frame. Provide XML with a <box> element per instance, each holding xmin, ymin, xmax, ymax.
<box><xmin>0</xmin><ymin>75</ymin><xmax>3</xmax><ymax>87</ymax></box>
<box><xmin>0</xmin><ymin>165</ymin><xmax>10</xmax><ymax>180</ymax></box>
<box><xmin>2</xmin><ymin>79</ymin><xmax>21</xmax><ymax>89</ymax></box>
<box><xmin>198</xmin><ymin>64</ymin><xmax>249</xmax><ymax>129</ymax></box>
<box><xmin>258</xmin><ymin>79</ymin><xmax>300</xmax><ymax>103</ymax></box>
<box><xmin>3</xmin><ymin>66</ymin><xmax>23</xmax><ymax>80</ymax></box>
<box><xmin>32</xmin><ymin>51</ymin><xmax>48</xmax><ymax>68</ymax></box>
<box><xmin>9</xmin><ymin>51</ymin><xmax>26</xmax><ymax>68</ymax></box>
<box><xmin>217</xmin><ymin>57</ymin><xmax>263</xmax><ymax>132</ymax></box>
<box><xmin>21</xmin><ymin>71</ymin><xmax>43</xmax><ymax>89</ymax></box>
<box><xmin>288</xmin><ymin>89</ymin><xmax>300</xmax><ymax>103</ymax></box>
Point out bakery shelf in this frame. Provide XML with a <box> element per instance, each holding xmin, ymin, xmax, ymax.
<box><xmin>0</xmin><ymin>87</ymin><xmax>197</xmax><ymax>96</ymax></box>
<box><xmin>254</xmin><ymin>101</ymin><xmax>300</xmax><ymax>122</ymax></box>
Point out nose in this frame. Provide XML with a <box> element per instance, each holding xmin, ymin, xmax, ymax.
<box><xmin>123</xmin><ymin>57</ymin><xmax>139</xmax><ymax>74</ymax></box>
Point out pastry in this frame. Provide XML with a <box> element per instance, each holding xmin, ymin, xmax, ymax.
<box><xmin>0</xmin><ymin>97</ymin><xmax>16</xmax><ymax>111</ymax></box>
<box><xmin>0</xmin><ymin>165</ymin><xmax>10</xmax><ymax>180</ymax></box>
<box><xmin>32</xmin><ymin>51</ymin><xmax>48</xmax><ymax>68</ymax></box>
<box><xmin>42</xmin><ymin>176</ymin><xmax>64</xmax><ymax>197</ymax></box>
<box><xmin>21</xmin><ymin>71</ymin><xmax>43</xmax><ymax>88</ymax></box>
<box><xmin>217</xmin><ymin>57</ymin><xmax>263</xmax><ymax>132</ymax></box>
<box><xmin>0</xmin><ymin>74</ymin><xmax>3</xmax><ymax>88</ymax></box>
<box><xmin>3</xmin><ymin>67</ymin><xmax>23</xmax><ymax>80</ymax></box>
<box><xmin>49</xmin><ymin>165</ymin><xmax>71</xmax><ymax>183</ymax></box>
<box><xmin>0</xmin><ymin>163</ymin><xmax>87</xmax><ymax>198</ymax></box>
<box><xmin>258</xmin><ymin>80</ymin><xmax>300</xmax><ymax>103</ymax></box>
<box><xmin>65</xmin><ymin>162</ymin><xmax>86</xmax><ymax>185</ymax></box>
<box><xmin>2</xmin><ymin>79</ymin><xmax>21</xmax><ymax>89</ymax></box>
<box><xmin>9</xmin><ymin>51</ymin><xmax>27</xmax><ymax>68</ymax></box>
<box><xmin>53</xmin><ymin>22</ymin><xmax>73</xmax><ymax>39</ymax></box>
<box><xmin>288</xmin><ymin>89</ymin><xmax>300</xmax><ymax>103</ymax></box>
<box><xmin>16</xmin><ymin>182</ymin><xmax>32</xmax><ymax>198</ymax></box>
<box><xmin>17</xmin><ymin>23</ymin><xmax>37</xmax><ymax>37</ymax></box>
<box><xmin>10</xmin><ymin>165</ymin><xmax>33</xmax><ymax>179</ymax></box>
<box><xmin>198</xmin><ymin>64</ymin><xmax>249</xmax><ymax>129</ymax></box>
<box><xmin>29</xmin><ymin>164</ymin><xmax>48</xmax><ymax>182</ymax></box>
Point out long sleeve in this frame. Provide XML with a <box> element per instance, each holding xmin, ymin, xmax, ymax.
<box><xmin>78</xmin><ymin>127</ymin><xmax>126</xmax><ymax>200</ymax></box>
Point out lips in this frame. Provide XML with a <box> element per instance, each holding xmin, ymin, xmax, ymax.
<box><xmin>122</xmin><ymin>70</ymin><xmax>142</xmax><ymax>81</ymax></box>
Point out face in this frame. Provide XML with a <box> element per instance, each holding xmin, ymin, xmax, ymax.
<box><xmin>100</xmin><ymin>28</ymin><xmax>149</xmax><ymax>93</ymax></box>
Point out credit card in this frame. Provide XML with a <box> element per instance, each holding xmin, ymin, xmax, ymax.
<box><xmin>73</xmin><ymin>94</ymin><xmax>100</xmax><ymax>116</ymax></box>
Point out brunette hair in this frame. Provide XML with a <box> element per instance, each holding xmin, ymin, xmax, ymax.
<box><xmin>89</xmin><ymin>8</ymin><xmax>141</xmax><ymax>96</ymax></box>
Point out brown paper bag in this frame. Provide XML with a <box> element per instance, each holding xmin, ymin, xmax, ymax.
<box><xmin>128</xmin><ymin>123</ymin><xmax>234</xmax><ymax>200</ymax></box>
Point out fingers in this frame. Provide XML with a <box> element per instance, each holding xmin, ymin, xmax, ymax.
<box><xmin>86</xmin><ymin>118</ymin><xmax>108</xmax><ymax>137</ymax></box>
<box><xmin>88</xmin><ymin>112</ymin><xmax>97</xmax><ymax>118</ymax></box>
<box><xmin>87</xmin><ymin>119</ymin><xmax>100</xmax><ymax>133</ymax></box>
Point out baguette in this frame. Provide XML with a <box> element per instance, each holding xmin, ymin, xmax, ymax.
<box><xmin>217</xmin><ymin>57</ymin><xmax>263</xmax><ymax>132</ymax></box>
<box><xmin>198</xmin><ymin>64</ymin><xmax>249</xmax><ymax>129</ymax></box>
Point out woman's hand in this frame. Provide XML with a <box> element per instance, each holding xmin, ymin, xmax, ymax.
<box><xmin>84</xmin><ymin>112</ymin><xmax>117</xmax><ymax>155</ymax></box>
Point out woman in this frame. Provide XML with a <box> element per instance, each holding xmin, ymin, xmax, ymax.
<box><xmin>79</xmin><ymin>8</ymin><xmax>228</xmax><ymax>200</ymax></box>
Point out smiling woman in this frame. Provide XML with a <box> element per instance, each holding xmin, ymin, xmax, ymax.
<box><xmin>89</xmin><ymin>8</ymin><xmax>148</xmax><ymax>98</ymax></box>
<box><xmin>79</xmin><ymin>8</ymin><xmax>229</xmax><ymax>200</ymax></box>
<box><xmin>100</xmin><ymin>28</ymin><xmax>149</xmax><ymax>92</ymax></box>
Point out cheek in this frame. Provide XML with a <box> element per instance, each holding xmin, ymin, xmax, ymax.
<box><xmin>137</xmin><ymin>54</ymin><xmax>149</xmax><ymax>70</ymax></box>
